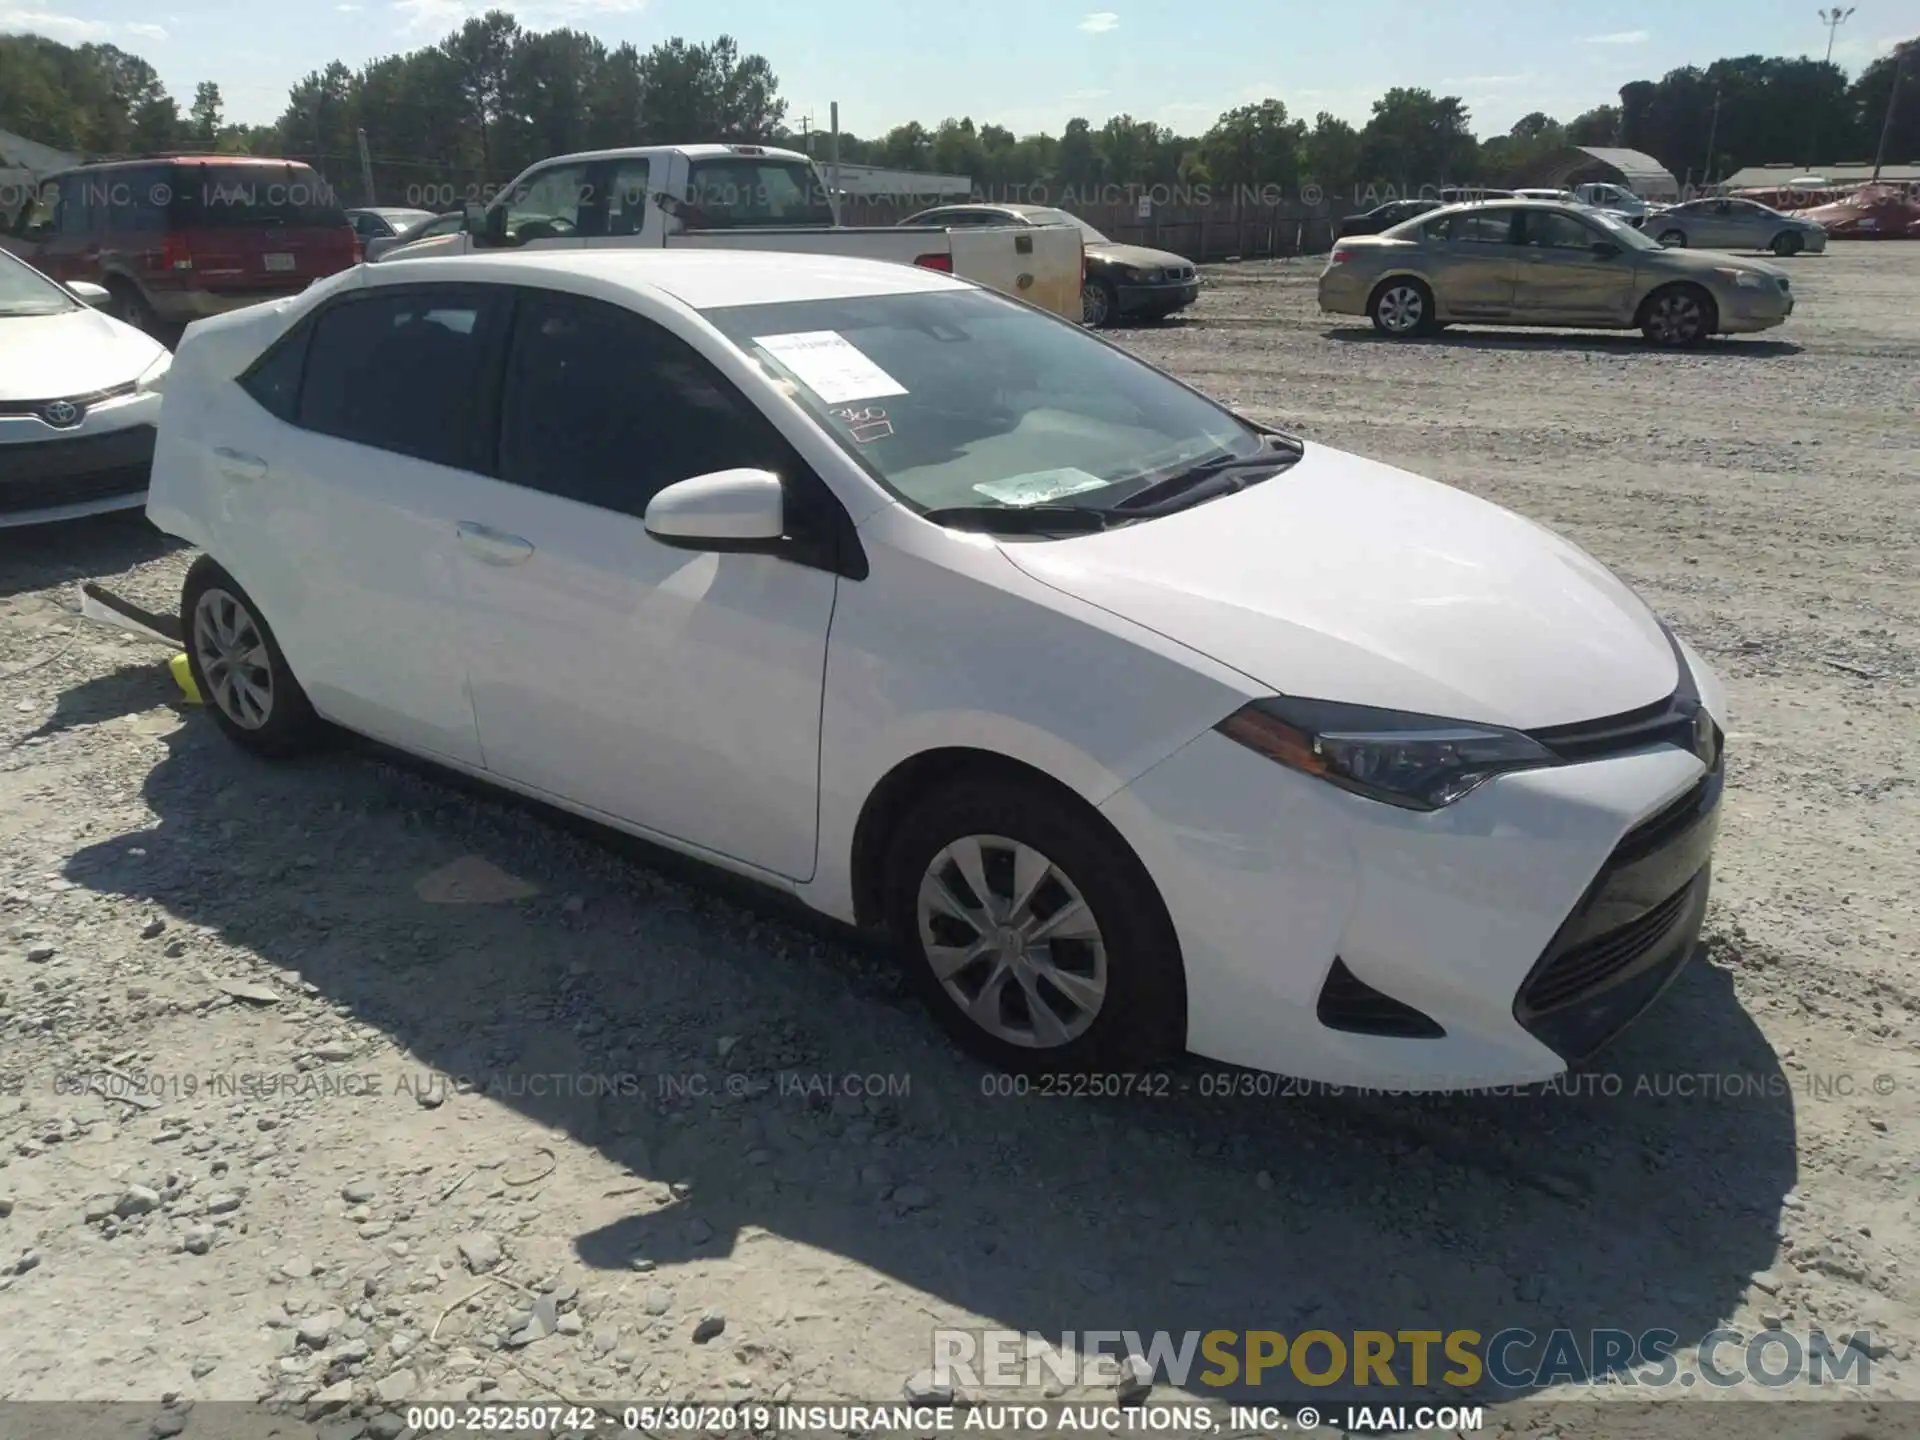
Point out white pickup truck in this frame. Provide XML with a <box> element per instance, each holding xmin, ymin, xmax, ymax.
<box><xmin>382</xmin><ymin>143</ymin><xmax>1084</xmax><ymax>321</ymax></box>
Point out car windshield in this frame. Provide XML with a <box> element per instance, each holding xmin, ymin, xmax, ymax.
<box><xmin>682</xmin><ymin>157</ymin><xmax>835</xmax><ymax>228</ymax></box>
<box><xmin>1021</xmin><ymin>208</ymin><xmax>1110</xmax><ymax>243</ymax></box>
<box><xmin>704</xmin><ymin>288</ymin><xmax>1264</xmax><ymax>513</ymax></box>
<box><xmin>1590</xmin><ymin>211</ymin><xmax>1662</xmax><ymax>250</ymax></box>
<box><xmin>0</xmin><ymin>247</ymin><xmax>77</xmax><ymax>317</ymax></box>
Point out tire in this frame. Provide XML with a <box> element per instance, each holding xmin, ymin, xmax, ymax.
<box><xmin>1770</xmin><ymin>231</ymin><xmax>1803</xmax><ymax>257</ymax></box>
<box><xmin>1657</xmin><ymin>229</ymin><xmax>1687</xmax><ymax>247</ymax></box>
<box><xmin>1368</xmin><ymin>277</ymin><xmax>1435</xmax><ymax>337</ymax></box>
<box><xmin>882</xmin><ymin>777</ymin><xmax>1185</xmax><ymax>1073</ymax></box>
<box><xmin>181</xmin><ymin>556</ymin><xmax>326</xmax><ymax>758</ymax></box>
<box><xmin>1638</xmin><ymin>283</ymin><xmax>1717</xmax><ymax>348</ymax></box>
<box><xmin>1081</xmin><ymin>278</ymin><xmax>1119</xmax><ymax>328</ymax></box>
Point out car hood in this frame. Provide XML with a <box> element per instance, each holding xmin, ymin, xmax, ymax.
<box><xmin>1000</xmin><ymin>443</ymin><xmax>1679</xmax><ymax>729</ymax></box>
<box><xmin>1645</xmin><ymin>246</ymin><xmax>1788</xmax><ymax>280</ymax></box>
<box><xmin>0</xmin><ymin>308</ymin><xmax>165</xmax><ymax>401</ymax></box>
<box><xmin>1089</xmin><ymin>242</ymin><xmax>1193</xmax><ymax>270</ymax></box>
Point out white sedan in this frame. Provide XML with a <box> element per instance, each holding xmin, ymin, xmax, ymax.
<box><xmin>0</xmin><ymin>248</ymin><xmax>170</xmax><ymax>527</ymax></box>
<box><xmin>147</xmin><ymin>248</ymin><xmax>1727</xmax><ymax>1089</ymax></box>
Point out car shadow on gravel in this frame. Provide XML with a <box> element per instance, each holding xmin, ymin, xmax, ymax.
<box><xmin>65</xmin><ymin>691</ymin><xmax>1799</xmax><ymax>1408</ymax></box>
<box><xmin>1322</xmin><ymin>326</ymin><xmax>1804</xmax><ymax>357</ymax></box>
<box><xmin>0</xmin><ymin>510</ymin><xmax>183</xmax><ymax>601</ymax></box>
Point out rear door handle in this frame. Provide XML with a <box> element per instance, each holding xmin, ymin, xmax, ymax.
<box><xmin>456</xmin><ymin>521</ymin><xmax>535</xmax><ymax>565</ymax></box>
<box><xmin>213</xmin><ymin>447</ymin><xmax>268</xmax><ymax>481</ymax></box>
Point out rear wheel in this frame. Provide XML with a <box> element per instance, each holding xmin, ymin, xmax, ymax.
<box><xmin>1657</xmin><ymin>229</ymin><xmax>1687</xmax><ymax>247</ymax></box>
<box><xmin>1770</xmin><ymin>231</ymin><xmax>1803</xmax><ymax>257</ymax></box>
<box><xmin>181</xmin><ymin>557</ymin><xmax>325</xmax><ymax>758</ymax></box>
<box><xmin>883</xmin><ymin>777</ymin><xmax>1185</xmax><ymax>1073</ymax></box>
<box><xmin>1368</xmin><ymin>278</ymin><xmax>1434</xmax><ymax>337</ymax></box>
<box><xmin>1638</xmin><ymin>283</ymin><xmax>1716</xmax><ymax>347</ymax></box>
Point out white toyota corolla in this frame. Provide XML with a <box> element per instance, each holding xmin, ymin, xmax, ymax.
<box><xmin>146</xmin><ymin>248</ymin><xmax>1727</xmax><ymax>1089</ymax></box>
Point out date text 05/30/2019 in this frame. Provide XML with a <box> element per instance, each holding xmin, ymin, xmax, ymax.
<box><xmin>399</xmin><ymin>1403</ymin><xmax>1485</xmax><ymax>1433</ymax></box>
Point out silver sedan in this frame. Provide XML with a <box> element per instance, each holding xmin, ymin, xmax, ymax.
<box><xmin>1644</xmin><ymin>198</ymin><xmax>1828</xmax><ymax>256</ymax></box>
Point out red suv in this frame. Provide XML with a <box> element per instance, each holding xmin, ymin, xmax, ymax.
<box><xmin>3</xmin><ymin>156</ymin><xmax>359</xmax><ymax>334</ymax></box>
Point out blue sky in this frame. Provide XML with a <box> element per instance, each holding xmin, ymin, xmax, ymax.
<box><xmin>4</xmin><ymin>0</ymin><xmax>1917</xmax><ymax>136</ymax></box>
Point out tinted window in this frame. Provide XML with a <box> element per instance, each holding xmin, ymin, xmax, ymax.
<box><xmin>1448</xmin><ymin>210</ymin><xmax>1515</xmax><ymax>243</ymax></box>
<box><xmin>106</xmin><ymin>166</ymin><xmax>167</xmax><ymax>233</ymax></box>
<box><xmin>169</xmin><ymin>162</ymin><xmax>348</xmax><ymax>230</ymax></box>
<box><xmin>681</xmin><ymin>158</ymin><xmax>834</xmax><ymax>227</ymax></box>
<box><xmin>298</xmin><ymin>289</ymin><xmax>500</xmax><ymax>467</ymax></box>
<box><xmin>605</xmin><ymin>157</ymin><xmax>653</xmax><ymax>237</ymax></box>
<box><xmin>1521</xmin><ymin>210</ymin><xmax>1599</xmax><ymax>250</ymax></box>
<box><xmin>497</xmin><ymin>290</ymin><xmax>791</xmax><ymax>517</ymax></box>
<box><xmin>56</xmin><ymin>174</ymin><xmax>93</xmax><ymax>236</ymax></box>
<box><xmin>239</xmin><ymin>322</ymin><xmax>312</xmax><ymax>422</ymax></box>
<box><xmin>351</xmin><ymin>213</ymin><xmax>391</xmax><ymax>239</ymax></box>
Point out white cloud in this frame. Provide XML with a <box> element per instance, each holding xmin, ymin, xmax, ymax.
<box><xmin>123</xmin><ymin>20</ymin><xmax>166</xmax><ymax>38</ymax></box>
<box><xmin>0</xmin><ymin>8</ymin><xmax>113</xmax><ymax>40</ymax></box>
<box><xmin>1583</xmin><ymin>29</ymin><xmax>1649</xmax><ymax>44</ymax></box>
<box><xmin>1438</xmin><ymin>73</ymin><xmax>1535</xmax><ymax>87</ymax></box>
<box><xmin>1078</xmin><ymin>11</ymin><xmax>1118</xmax><ymax>34</ymax></box>
<box><xmin>392</xmin><ymin>0</ymin><xmax>640</xmax><ymax>30</ymax></box>
<box><xmin>1063</xmin><ymin>87</ymin><xmax>1110</xmax><ymax>102</ymax></box>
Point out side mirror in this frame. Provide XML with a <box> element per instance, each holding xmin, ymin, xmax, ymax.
<box><xmin>67</xmin><ymin>280</ymin><xmax>111</xmax><ymax>307</ymax></box>
<box><xmin>464</xmin><ymin>202</ymin><xmax>506</xmax><ymax>247</ymax></box>
<box><xmin>644</xmin><ymin>469</ymin><xmax>785</xmax><ymax>550</ymax></box>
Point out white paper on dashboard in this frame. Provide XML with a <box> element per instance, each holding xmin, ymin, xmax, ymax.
<box><xmin>971</xmin><ymin>468</ymin><xmax>1109</xmax><ymax>506</ymax></box>
<box><xmin>752</xmin><ymin>331</ymin><xmax>908</xmax><ymax>403</ymax></box>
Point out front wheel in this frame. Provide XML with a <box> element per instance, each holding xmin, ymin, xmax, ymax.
<box><xmin>1658</xmin><ymin>229</ymin><xmax>1687</xmax><ymax>247</ymax></box>
<box><xmin>1369</xmin><ymin>278</ymin><xmax>1434</xmax><ymax>337</ymax></box>
<box><xmin>1639</xmin><ymin>284</ymin><xmax>1716</xmax><ymax>347</ymax></box>
<box><xmin>1081</xmin><ymin>279</ymin><xmax>1118</xmax><ymax>328</ymax></box>
<box><xmin>181</xmin><ymin>557</ymin><xmax>326</xmax><ymax>758</ymax></box>
<box><xmin>1770</xmin><ymin>232</ymin><xmax>1803</xmax><ymax>257</ymax></box>
<box><xmin>883</xmin><ymin>778</ymin><xmax>1185</xmax><ymax>1073</ymax></box>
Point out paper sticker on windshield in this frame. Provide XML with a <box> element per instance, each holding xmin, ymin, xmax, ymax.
<box><xmin>753</xmin><ymin>331</ymin><xmax>907</xmax><ymax>403</ymax></box>
<box><xmin>971</xmin><ymin>469</ymin><xmax>1109</xmax><ymax>507</ymax></box>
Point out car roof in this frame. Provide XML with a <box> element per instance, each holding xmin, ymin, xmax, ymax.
<box><xmin>366</xmin><ymin>247</ymin><xmax>965</xmax><ymax>310</ymax></box>
<box><xmin>525</xmin><ymin>143</ymin><xmax>812</xmax><ymax>169</ymax></box>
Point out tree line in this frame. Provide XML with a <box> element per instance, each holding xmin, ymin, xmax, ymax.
<box><xmin>3</xmin><ymin>14</ymin><xmax>1914</xmax><ymax>207</ymax></box>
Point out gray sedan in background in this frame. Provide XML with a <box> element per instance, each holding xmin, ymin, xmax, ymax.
<box><xmin>1645</xmin><ymin>197</ymin><xmax>1828</xmax><ymax>256</ymax></box>
<box><xmin>1319</xmin><ymin>200</ymin><xmax>1794</xmax><ymax>346</ymax></box>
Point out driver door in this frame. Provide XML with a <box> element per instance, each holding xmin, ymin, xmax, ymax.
<box><xmin>1513</xmin><ymin>209</ymin><xmax>1635</xmax><ymax>323</ymax></box>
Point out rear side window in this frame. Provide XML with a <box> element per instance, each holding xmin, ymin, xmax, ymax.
<box><xmin>238</xmin><ymin>322</ymin><xmax>313</xmax><ymax>422</ymax></box>
<box><xmin>298</xmin><ymin>289</ymin><xmax>502</xmax><ymax>469</ymax></box>
<box><xmin>1448</xmin><ymin>210</ymin><xmax>1516</xmax><ymax>244</ymax></box>
<box><xmin>169</xmin><ymin>163</ymin><xmax>348</xmax><ymax>230</ymax></box>
<box><xmin>106</xmin><ymin>166</ymin><xmax>168</xmax><ymax>233</ymax></box>
<box><xmin>497</xmin><ymin>288</ymin><xmax>791</xmax><ymax>517</ymax></box>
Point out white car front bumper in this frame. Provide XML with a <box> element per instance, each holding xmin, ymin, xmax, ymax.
<box><xmin>1099</xmin><ymin>714</ymin><xmax>1722</xmax><ymax>1090</ymax></box>
<box><xmin>0</xmin><ymin>389</ymin><xmax>161</xmax><ymax>528</ymax></box>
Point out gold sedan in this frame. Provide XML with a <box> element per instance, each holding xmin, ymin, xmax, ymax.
<box><xmin>1317</xmin><ymin>201</ymin><xmax>1794</xmax><ymax>346</ymax></box>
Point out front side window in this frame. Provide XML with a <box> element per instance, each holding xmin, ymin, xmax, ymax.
<box><xmin>497</xmin><ymin>289</ymin><xmax>790</xmax><ymax>517</ymax></box>
<box><xmin>1521</xmin><ymin>210</ymin><xmax>1600</xmax><ymax>250</ymax></box>
<box><xmin>500</xmin><ymin>163</ymin><xmax>593</xmax><ymax>244</ymax></box>
<box><xmin>705</xmin><ymin>288</ymin><xmax>1263</xmax><ymax>514</ymax></box>
<box><xmin>297</xmin><ymin>288</ymin><xmax>501</xmax><ymax>468</ymax></box>
<box><xmin>56</xmin><ymin>173</ymin><xmax>94</xmax><ymax>236</ymax></box>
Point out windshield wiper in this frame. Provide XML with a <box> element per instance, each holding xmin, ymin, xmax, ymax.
<box><xmin>1113</xmin><ymin>436</ymin><xmax>1303</xmax><ymax>513</ymax></box>
<box><xmin>919</xmin><ymin>504</ymin><xmax>1127</xmax><ymax>535</ymax></box>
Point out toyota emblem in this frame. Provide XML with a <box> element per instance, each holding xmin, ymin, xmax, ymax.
<box><xmin>39</xmin><ymin>399</ymin><xmax>82</xmax><ymax>428</ymax></box>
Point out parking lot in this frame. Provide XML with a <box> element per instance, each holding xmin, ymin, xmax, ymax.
<box><xmin>0</xmin><ymin>246</ymin><xmax>1915</xmax><ymax>1427</ymax></box>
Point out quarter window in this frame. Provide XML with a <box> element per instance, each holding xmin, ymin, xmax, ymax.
<box><xmin>497</xmin><ymin>289</ymin><xmax>793</xmax><ymax>519</ymax></box>
<box><xmin>297</xmin><ymin>288</ymin><xmax>500</xmax><ymax>469</ymax></box>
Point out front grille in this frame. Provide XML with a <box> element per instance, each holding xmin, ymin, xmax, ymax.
<box><xmin>1</xmin><ymin>425</ymin><xmax>156</xmax><ymax>492</ymax></box>
<box><xmin>1529</xmin><ymin>693</ymin><xmax>1696</xmax><ymax>762</ymax></box>
<box><xmin>0</xmin><ymin>380</ymin><xmax>138</xmax><ymax>419</ymax></box>
<box><xmin>0</xmin><ymin>465</ymin><xmax>149</xmax><ymax>515</ymax></box>
<box><xmin>1317</xmin><ymin>958</ymin><xmax>1445</xmax><ymax>1038</ymax></box>
<box><xmin>1521</xmin><ymin>877</ymin><xmax>1700</xmax><ymax>1013</ymax></box>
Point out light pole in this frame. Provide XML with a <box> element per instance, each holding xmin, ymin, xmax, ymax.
<box><xmin>1812</xmin><ymin>9</ymin><xmax>1854</xmax><ymax>168</ymax></box>
<box><xmin>1703</xmin><ymin>87</ymin><xmax>1722</xmax><ymax>187</ymax></box>
<box><xmin>1872</xmin><ymin>41</ymin><xmax>1911</xmax><ymax>182</ymax></box>
<box><xmin>1820</xmin><ymin>6</ymin><xmax>1856</xmax><ymax>64</ymax></box>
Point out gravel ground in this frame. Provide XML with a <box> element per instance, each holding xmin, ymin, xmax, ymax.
<box><xmin>0</xmin><ymin>246</ymin><xmax>1915</xmax><ymax>1437</ymax></box>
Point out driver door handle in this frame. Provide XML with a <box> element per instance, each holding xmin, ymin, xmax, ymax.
<box><xmin>457</xmin><ymin>521</ymin><xmax>535</xmax><ymax>565</ymax></box>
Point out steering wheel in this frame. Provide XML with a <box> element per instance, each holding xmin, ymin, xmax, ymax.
<box><xmin>514</xmin><ymin>216</ymin><xmax>579</xmax><ymax>243</ymax></box>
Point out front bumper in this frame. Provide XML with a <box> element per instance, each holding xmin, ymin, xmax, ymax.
<box><xmin>1117</xmin><ymin>278</ymin><xmax>1201</xmax><ymax>315</ymax></box>
<box><xmin>1099</xmin><ymin>722</ymin><xmax>1721</xmax><ymax>1089</ymax></box>
<box><xmin>1720</xmin><ymin>283</ymin><xmax>1793</xmax><ymax>333</ymax></box>
<box><xmin>0</xmin><ymin>395</ymin><xmax>159</xmax><ymax>527</ymax></box>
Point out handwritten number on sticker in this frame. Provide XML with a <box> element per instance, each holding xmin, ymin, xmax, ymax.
<box><xmin>831</xmin><ymin>406</ymin><xmax>894</xmax><ymax>444</ymax></box>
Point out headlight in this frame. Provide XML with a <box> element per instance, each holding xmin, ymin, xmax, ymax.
<box><xmin>1713</xmin><ymin>267</ymin><xmax>1765</xmax><ymax>289</ymax></box>
<box><xmin>1216</xmin><ymin>697</ymin><xmax>1557</xmax><ymax>810</ymax></box>
<box><xmin>135</xmin><ymin>352</ymin><xmax>171</xmax><ymax>393</ymax></box>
